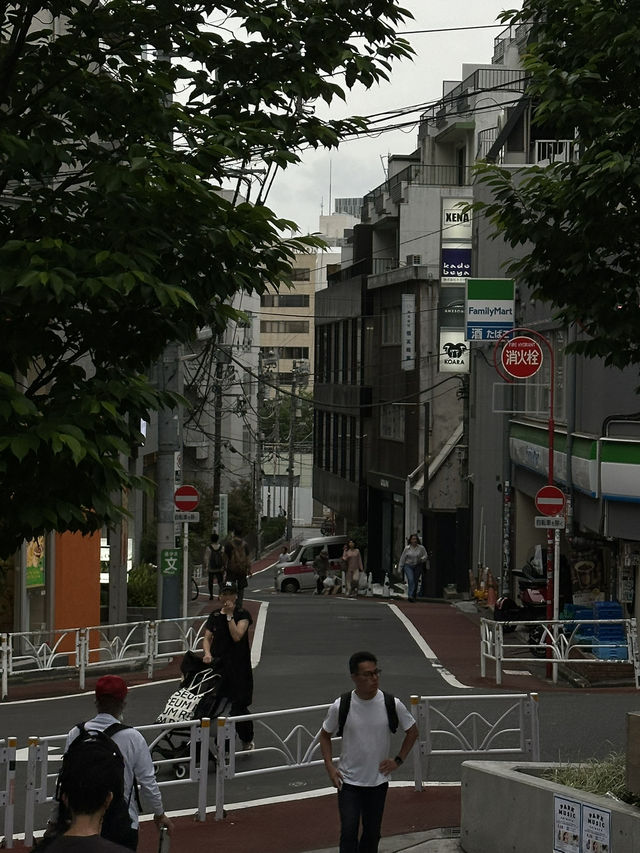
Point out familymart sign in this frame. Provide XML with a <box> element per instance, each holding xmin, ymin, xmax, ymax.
<box><xmin>465</xmin><ymin>278</ymin><xmax>515</xmax><ymax>340</ymax></box>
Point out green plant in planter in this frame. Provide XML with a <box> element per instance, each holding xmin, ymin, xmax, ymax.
<box><xmin>127</xmin><ymin>563</ymin><xmax>157</xmax><ymax>608</ymax></box>
<box><xmin>543</xmin><ymin>753</ymin><xmax>640</xmax><ymax>807</ymax></box>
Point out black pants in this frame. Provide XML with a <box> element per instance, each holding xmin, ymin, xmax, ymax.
<box><xmin>337</xmin><ymin>782</ymin><xmax>388</xmax><ymax>853</ymax></box>
<box><xmin>208</xmin><ymin>571</ymin><xmax>224</xmax><ymax>598</ymax></box>
<box><xmin>230</xmin><ymin>700</ymin><xmax>254</xmax><ymax>744</ymax></box>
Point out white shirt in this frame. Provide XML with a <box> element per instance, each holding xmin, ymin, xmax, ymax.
<box><xmin>322</xmin><ymin>689</ymin><xmax>415</xmax><ymax>787</ymax></box>
<box><xmin>66</xmin><ymin>713</ymin><xmax>164</xmax><ymax>828</ymax></box>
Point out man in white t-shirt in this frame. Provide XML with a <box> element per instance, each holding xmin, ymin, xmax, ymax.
<box><xmin>319</xmin><ymin>651</ymin><xmax>418</xmax><ymax>853</ymax></box>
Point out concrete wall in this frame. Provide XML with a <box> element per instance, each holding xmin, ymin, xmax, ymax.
<box><xmin>461</xmin><ymin>761</ymin><xmax>640</xmax><ymax>853</ymax></box>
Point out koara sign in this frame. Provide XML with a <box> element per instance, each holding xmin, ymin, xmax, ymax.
<box><xmin>465</xmin><ymin>278</ymin><xmax>515</xmax><ymax>341</ymax></box>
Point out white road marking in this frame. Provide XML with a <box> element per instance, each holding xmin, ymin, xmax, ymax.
<box><xmin>388</xmin><ymin>603</ymin><xmax>472</xmax><ymax>690</ymax></box>
<box><xmin>250</xmin><ymin>601</ymin><xmax>269</xmax><ymax>669</ymax></box>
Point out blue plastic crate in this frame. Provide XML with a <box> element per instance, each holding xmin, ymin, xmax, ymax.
<box><xmin>593</xmin><ymin>601</ymin><xmax>623</xmax><ymax>618</ymax></box>
<box><xmin>594</xmin><ymin>644</ymin><xmax>628</xmax><ymax>660</ymax></box>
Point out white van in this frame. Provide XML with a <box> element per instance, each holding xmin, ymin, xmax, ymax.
<box><xmin>275</xmin><ymin>535</ymin><xmax>347</xmax><ymax>593</ymax></box>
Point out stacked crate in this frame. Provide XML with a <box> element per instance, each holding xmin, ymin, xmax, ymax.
<box><xmin>593</xmin><ymin>601</ymin><xmax>627</xmax><ymax>659</ymax></box>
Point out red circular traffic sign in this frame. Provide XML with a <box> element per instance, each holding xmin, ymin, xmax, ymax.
<box><xmin>174</xmin><ymin>484</ymin><xmax>199</xmax><ymax>511</ymax></box>
<box><xmin>535</xmin><ymin>485</ymin><xmax>565</xmax><ymax>517</ymax></box>
<box><xmin>501</xmin><ymin>335</ymin><xmax>543</xmax><ymax>379</ymax></box>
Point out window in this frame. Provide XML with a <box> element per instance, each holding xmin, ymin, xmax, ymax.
<box><xmin>260</xmin><ymin>294</ymin><xmax>310</xmax><ymax>308</ymax></box>
<box><xmin>382</xmin><ymin>307</ymin><xmax>401</xmax><ymax>345</ymax></box>
<box><xmin>380</xmin><ymin>404</ymin><xmax>405</xmax><ymax>442</ymax></box>
<box><xmin>260</xmin><ymin>320</ymin><xmax>310</xmax><ymax>334</ymax></box>
<box><xmin>291</xmin><ymin>268</ymin><xmax>311</xmax><ymax>281</ymax></box>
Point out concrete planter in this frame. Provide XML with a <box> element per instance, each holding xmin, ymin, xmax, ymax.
<box><xmin>461</xmin><ymin>760</ymin><xmax>640</xmax><ymax>853</ymax></box>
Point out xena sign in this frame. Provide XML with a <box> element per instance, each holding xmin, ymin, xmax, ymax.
<box><xmin>442</xmin><ymin>199</ymin><xmax>472</xmax><ymax>240</ymax></box>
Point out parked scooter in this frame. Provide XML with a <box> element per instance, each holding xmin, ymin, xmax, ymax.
<box><xmin>494</xmin><ymin>546</ymin><xmax>550</xmax><ymax>656</ymax></box>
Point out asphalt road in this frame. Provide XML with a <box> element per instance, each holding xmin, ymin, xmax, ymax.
<box><xmin>4</xmin><ymin>575</ymin><xmax>640</xmax><ymax>837</ymax></box>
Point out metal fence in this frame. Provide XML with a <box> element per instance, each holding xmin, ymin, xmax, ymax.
<box><xmin>3</xmin><ymin>693</ymin><xmax>546</xmax><ymax>845</ymax></box>
<box><xmin>411</xmin><ymin>693</ymin><xmax>539</xmax><ymax>789</ymax></box>
<box><xmin>22</xmin><ymin>718</ymin><xmax>211</xmax><ymax>847</ymax></box>
<box><xmin>1</xmin><ymin>616</ymin><xmax>209</xmax><ymax>698</ymax></box>
<box><xmin>0</xmin><ymin>738</ymin><xmax>17</xmax><ymax>849</ymax></box>
<box><xmin>480</xmin><ymin>617</ymin><xmax>640</xmax><ymax>687</ymax></box>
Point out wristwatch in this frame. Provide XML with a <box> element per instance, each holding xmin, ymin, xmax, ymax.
<box><xmin>394</xmin><ymin>755</ymin><xmax>403</xmax><ymax>766</ymax></box>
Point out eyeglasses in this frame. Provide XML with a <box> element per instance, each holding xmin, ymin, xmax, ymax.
<box><xmin>357</xmin><ymin>668</ymin><xmax>382</xmax><ymax>679</ymax></box>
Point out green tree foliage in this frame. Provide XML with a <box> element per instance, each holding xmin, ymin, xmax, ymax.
<box><xmin>475</xmin><ymin>0</ymin><xmax>640</xmax><ymax>369</ymax></box>
<box><xmin>227</xmin><ymin>480</ymin><xmax>256</xmax><ymax>543</ymax></box>
<box><xmin>0</xmin><ymin>0</ymin><xmax>413</xmax><ymax>556</ymax></box>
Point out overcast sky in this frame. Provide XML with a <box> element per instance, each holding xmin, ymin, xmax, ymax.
<box><xmin>266</xmin><ymin>1</ymin><xmax>520</xmax><ymax>235</ymax></box>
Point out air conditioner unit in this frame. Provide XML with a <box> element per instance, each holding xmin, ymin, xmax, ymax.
<box><xmin>406</xmin><ymin>254</ymin><xmax>422</xmax><ymax>265</ymax></box>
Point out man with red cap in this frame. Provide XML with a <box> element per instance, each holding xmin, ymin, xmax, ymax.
<box><xmin>63</xmin><ymin>675</ymin><xmax>173</xmax><ymax>850</ymax></box>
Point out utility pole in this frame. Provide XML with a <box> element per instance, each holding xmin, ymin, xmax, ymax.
<box><xmin>212</xmin><ymin>344</ymin><xmax>231</xmax><ymax>535</ymax></box>
<box><xmin>255</xmin><ymin>351</ymin><xmax>266</xmax><ymax>558</ymax></box>
<box><xmin>285</xmin><ymin>360</ymin><xmax>309</xmax><ymax>542</ymax></box>
<box><xmin>156</xmin><ymin>341</ymin><xmax>182</xmax><ymax>619</ymax></box>
<box><xmin>285</xmin><ymin>371</ymin><xmax>297</xmax><ymax>543</ymax></box>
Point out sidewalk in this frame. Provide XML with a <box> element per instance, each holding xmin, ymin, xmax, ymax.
<box><xmin>136</xmin><ymin>785</ymin><xmax>463</xmax><ymax>853</ymax></box>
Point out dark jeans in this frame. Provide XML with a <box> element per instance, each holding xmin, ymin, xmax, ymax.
<box><xmin>338</xmin><ymin>782</ymin><xmax>388</xmax><ymax>853</ymax></box>
<box><xmin>208</xmin><ymin>571</ymin><xmax>224</xmax><ymax>598</ymax></box>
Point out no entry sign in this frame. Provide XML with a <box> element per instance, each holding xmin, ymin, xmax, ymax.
<box><xmin>535</xmin><ymin>485</ymin><xmax>565</xmax><ymax>517</ymax></box>
<box><xmin>174</xmin><ymin>484</ymin><xmax>200</xmax><ymax>512</ymax></box>
<box><xmin>501</xmin><ymin>335</ymin><xmax>543</xmax><ymax>379</ymax></box>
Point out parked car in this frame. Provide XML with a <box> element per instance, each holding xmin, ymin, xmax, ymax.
<box><xmin>275</xmin><ymin>535</ymin><xmax>347</xmax><ymax>593</ymax></box>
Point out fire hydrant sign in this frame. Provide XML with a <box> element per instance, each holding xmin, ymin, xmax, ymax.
<box><xmin>501</xmin><ymin>335</ymin><xmax>543</xmax><ymax>379</ymax></box>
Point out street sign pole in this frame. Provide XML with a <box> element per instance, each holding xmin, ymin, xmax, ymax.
<box><xmin>182</xmin><ymin>521</ymin><xmax>189</xmax><ymax>622</ymax></box>
<box><xmin>495</xmin><ymin>326</ymin><xmax>558</xmax><ymax>678</ymax></box>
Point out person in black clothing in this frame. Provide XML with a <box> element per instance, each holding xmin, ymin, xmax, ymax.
<box><xmin>202</xmin><ymin>581</ymin><xmax>254</xmax><ymax>750</ymax></box>
<box><xmin>204</xmin><ymin>533</ymin><xmax>225</xmax><ymax>600</ymax></box>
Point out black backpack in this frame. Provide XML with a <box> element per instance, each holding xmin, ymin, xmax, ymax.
<box><xmin>208</xmin><ymin>546</ymin><xmax>224</xmax><ymax>572</ymax></box>
<box><xmin>56</xmin><ymin>722</ymin><xmax>137</xmax><ymax>845</ymax></box>
<box><xmin>336</xmin><ymin>690</ymin><xmax>399</xmax><ymax>737</ymax></box>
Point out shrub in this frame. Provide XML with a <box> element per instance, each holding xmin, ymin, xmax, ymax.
<box><xmin>261</xmin><ymin>515</ymin><xmax>286</xmax><ymax>546</ymax></box>
<box><xmin>127</xmin><ymin>563</ymin><xmax>157</xmax><ymax>607</ymax></box>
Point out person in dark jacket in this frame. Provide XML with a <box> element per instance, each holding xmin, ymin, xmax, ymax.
<box><xmin>202</xmin><ymin>581</ymin><xmax>254</xmax><ymax>750</ymax></box>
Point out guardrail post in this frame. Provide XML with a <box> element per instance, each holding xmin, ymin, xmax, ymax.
<box><xmin>24</xmin><ymin>737</ymin><xmax>39</xmax><ymax>848</ymax></box>
<box><xmin>147</xmin><ymin>621</ymin><xmax>156</xmax><ymax>680</ymax></box>
<box><xmin>197</xmin><ymin>719</ymin><xmax>210</xmax><ymax>821</ymax></box>
<box><xmin>496</xmin><ymin>622</ymin><xmax>503</xmax><ymax>686</ymax></box>
<box><xmin>215</xmin><ymin>717</ymin><xmax>226</xmax><ymax>820</ymax></box>
<box><xmin>1</xmin><ymin>634</ymin><xmax>8</xmax><ymax>700</ymax></box>
<box><xmin>480</xmin><ymin>621</ymin><xmax>486</xmax><ymax>678</ymax></box>
<box><xmin>78</xmin><ymin>628</ymin><xmax>86</xmax><ymax>691</ymax></box>
<box><xmin>410</xmin><ymin>695</ymin><xmax>423</xmax><ymax>792</ymax></box>
<box><xmin>1</xmin><ymin>736</ymin><xmax>16</xmax><ymax>849</ymax></box>
<box><xmin>529</xmin><ymin>693</ymin><xmax>540</xmax><ymax>761</ymax></box>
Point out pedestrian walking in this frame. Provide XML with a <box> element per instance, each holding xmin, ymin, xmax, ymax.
<box><xmin>342</xmin><ymin>539</ymin><xmax>364</xmax><ymax>597</ymax></box>
<box><xmin>204</xmin><ymin>533</ymin><xmax>226</xmax><ymax>600</ymax></box>
<box><xmin>60</xmin><ymin>676</ymin><xmax>173</xmax><ymax>851</ymax></box>
<box><xmin>202</xmin><ymin>580</ymin><xmax>254</xmax><ymax>750</ymax></box>
<box><xmin>319</xmin><ymin>651</ymin><xmax>418</xmax><ymax>853</ymax></box>
<box><xmin>224</xmin><ymin>527</ymin><xmax>251</xmax><ymax>607</ymax></box>
<box><xmin>39</xmin><ymin>733</ymin><xmax>133</xmax><ymax>852</ymax></box>
<box><xmin>313</xmin><ymin>548</ymin><xmax>330</xmax><ymax>594</ymax></box>
<box><xmin>398</xmin><ymin>534</ymin><xmax>429</xmax><ymax>602</ymax></box>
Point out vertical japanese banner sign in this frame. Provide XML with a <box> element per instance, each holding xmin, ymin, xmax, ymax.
<box><xmin>401</xmin><ymin>294</ymin><xmax>416</xmax><ymax>371</ymax></box>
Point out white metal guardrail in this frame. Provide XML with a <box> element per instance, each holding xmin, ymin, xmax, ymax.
<box><xmin>22</xmin><ymin>718</ymin><xmax>211</xmax><ymax>847</ymax></box>
<box><xmin>0</xmin><ymin>737</ymin><xmax>17</xmax><ymax>849</ymax></box>
<box><xmin>1</xmin><ymin>616</ymin><xmax>209</xmax><ymax>698</ymax></box>
<box><xmin>410</xmin><ymin>693</ymin><xmax>539</xmax><ymax>790</ymax></box>
<box><xmin>213</xmin><ymin>694</ymin><xmax>542</xmax><ymax>817</ymax></box>
<box><xmin>480</xmin><ymin>617</ymin><xmax>640</xmax><ymax>688</ymax></box>
<box><xmin>214</xmin><ymin>703</ymin><xmax>332</xmax><ymax>820</ymax></box>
